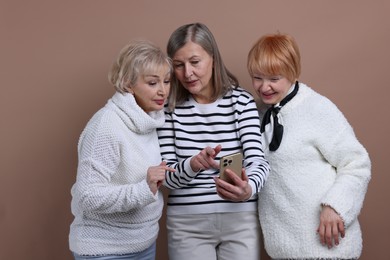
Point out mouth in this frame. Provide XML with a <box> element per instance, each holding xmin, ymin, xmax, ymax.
<box><xmin>154</xmin><ymin>99</ymin><xmax>165</xmax><ymax>105</ymax></box>
<box><xmin>185</xmin><ymin>79</ymin><xmax>198</xmax><ymax>87</ymax></box>
<box><xmin>261</xmin><ymin>92</ymin><xmax>275</xmax><ymax>99</ymax></box>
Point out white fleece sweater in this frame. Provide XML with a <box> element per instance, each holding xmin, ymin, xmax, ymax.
<box><xmin>259</xmin><ymin>83</ymin><xmax>371</xmax><ymax>259</ymax></box>
<box><xmin>69</xmin><ymin>92</ymin><xmax>165</xmax><ymax>255</ymax></box>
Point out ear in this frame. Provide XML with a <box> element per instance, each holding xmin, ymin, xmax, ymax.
<box><xmin>124</xmin><ymin>86</ymin><xmax>134</xmax><ymax>94</ymax></box>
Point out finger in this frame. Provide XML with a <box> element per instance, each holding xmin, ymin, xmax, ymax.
<box><xmin>157</xmin><ymin>171</ymin><xmax>167</xmax><ymax>179</ymax></box>
<box><xmin>215</xmin><ymin>174</ymin><xmax>245</xmax><ymax>200</ymax></box>
<box><xmin>216</xmin><ymin>183</ymin><xmax>237</xmax><ymax>201</ymax></box>
<box><xmin>197</xmin><ymin>149</ymin><xmax>216</xmax><ymax>169</ymax></box>
<box><xmin>213</xmin><ymin>144</ymin><xmax>222</xmax><ymax>156</ymax></box>
<box><xmin>194</xmin><ymin>154</ymin><xmax>208</xmax><ymax>170</ymax></box>
<box><xmin>205</xmin><ymin>146</ymin><xmax>216</xmax><ymax>157</ymax></box>
<box><xmin>224</xmin><ymin>169</ymin><xmax>241</xmax><ymax>185</ymax></box>
<box><xmin>339</xmin><ymin>221</ymin><xmax>345</xmax><ymax>238</ymax></box>
<box><xmin>150</xmin><ymin>172</ymin><xmax>165</xmax><ymax>182</ymax></box>
<box><xmin>215</xmin><ymin>175</ymin><xmax>235</xmax><ymax>192</ymax></box>
<box><xmin>159</xmin><ymin>161</ymin><xmax>167</xmax><ymax>166</ymax></box>
<box><xmin>325</xmin><ymin>224</ymin><xmax>333</xmax><ymax>248</ymax></box>
<box><xmin>199</xmin><ymin>151</ymin><xmax>211</xmax><ymax>164</ymax></box>
<box><xmin>225</xmin><ymin>169</ymin><xmax>248</xmax><ymax>189</ymax></box>
<box><xmin>332</xmin><ymin>222</ymin><xmax>339</xmax><ymax>246</ymax></box>
<box><xmin>318</xmin><ymin>224</ymin><xmax>325</xmax><ymax>246</ymax></box>
<box><xmin>163</xmin><ymin>166</ymin><xmax>176</xmax><ymax>172</ymax></box>
<box><xmin>205</xmin><ymin>156</ymin><xmax>219</xmax><ymax>169</ymax></box>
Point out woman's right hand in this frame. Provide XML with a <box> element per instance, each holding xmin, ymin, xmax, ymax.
<box><xmin>190</xmin><ymin>145</ymin><xmax>222</xmax><ymax>172</ymax></box>
<box><xmin>147</xmin><ymin>161</ymin><xmax>175</xmax><ymax>194</ymax></box>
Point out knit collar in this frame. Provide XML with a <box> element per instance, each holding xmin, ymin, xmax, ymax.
<box><xmin>110</xmin><ymin>92</ymin><xmax>165</xmax><ymax>134</ymax></box>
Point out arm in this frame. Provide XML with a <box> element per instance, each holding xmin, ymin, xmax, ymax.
<box><xmin>157</xmin><ymin>110</ymin><xmax>215</xmax><ymax>189</ymax></box>
<box><xmin>74</xmin><ymin>120</ymin><xmax>168</xmax><ymax>214</ymax></box>
<box><xmin>315</xmin><ymin>100</ymin><xmax>371</xmax><ymax>247</ymax></box>
<box><xmin>318</xmin><ymin>112</ymin><xmax>371</xmax><ymax>225</ymax></box>
<box><xmin>215</xmin><ymin>92</ymin><xmax>270</xmax><ymax>201</ymax></box>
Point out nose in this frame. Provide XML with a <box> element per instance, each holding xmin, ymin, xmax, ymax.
<box><xmin>260</xmin><ymin>79</ymin><xmax>272</xmax><ymax>90</ymax></box>
<box><xmin>158</xmin><ymin>82</ymin><xmax>167</xmax><ymax>96</ymax></box>
<box><xmin>184</xmin><ymin>64</ymin><xmax>193</xmax><ymax>78</ymax></box>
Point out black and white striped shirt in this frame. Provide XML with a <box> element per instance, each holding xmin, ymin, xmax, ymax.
<box><xmin>157</xmin><ymin>87</ymin><xmax>270</xmax><ymax>215</ymax></box>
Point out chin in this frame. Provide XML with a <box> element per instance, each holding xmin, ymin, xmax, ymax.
<box><xmin>261</xmin><ymin>99</ymin><xmax>274</xmax><ymax>105</ymax></box>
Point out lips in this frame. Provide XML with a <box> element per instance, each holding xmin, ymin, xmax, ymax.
<box><xmin>155</xmin><ymin>99</ymin><xmax>165</xmax><ymax>105</ymax></box>
<box><xmin>185</xmin><ymin>79</ymin><xmax>198</xmax><ymax>87</ymax></box>
<box><xmin>261</xmin><ymin>92</ymin><xmax>275</xmax><ymax>100</ymax></box>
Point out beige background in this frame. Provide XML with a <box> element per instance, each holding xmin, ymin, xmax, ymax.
<box><xmin>1</xmin><ymin>0</ymin><xmax>389</xmax><ymax>259</ymax></box>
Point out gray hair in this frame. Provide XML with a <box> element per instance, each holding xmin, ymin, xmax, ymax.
<box><xmin>166</xmin><ymin>23</ymin><xmax>238</xmax><ymax>109</ymax></box>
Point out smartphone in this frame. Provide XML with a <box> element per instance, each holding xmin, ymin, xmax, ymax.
<box><xmin>219</xmin><ymin>152</ymin><xmax>243</xmax><ymax>183</ymax></box>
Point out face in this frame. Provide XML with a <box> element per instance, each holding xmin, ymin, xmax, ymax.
<box><xmin>251</xmin><ymin>73</ymin><xmax>293</xmax><ymax>105</ymax></box>
<box><xmin>172</xmin><ymin>41</ymin><xmax>214</xmax><ymax>103</ymax></box>
<box><xmin>128</xmin><ymin>65</ymin><xmax>171</xmax><ymax>113</ymax></box>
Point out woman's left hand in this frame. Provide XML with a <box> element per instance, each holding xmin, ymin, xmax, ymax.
<box><xmin>214</xmin><ymin>168</ymin><xmax>252</xmax><ymax>202</ymax></box>
<box><xmin>317</xmin><ymin>205</ymin><xmax>345</xmax><ymax>249</ymax></box>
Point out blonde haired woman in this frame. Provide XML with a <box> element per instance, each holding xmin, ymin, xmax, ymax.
<box><xmin>69</xmin><ymin>40</ymin><xmax>175</xmax><ymax>260</ymax></box>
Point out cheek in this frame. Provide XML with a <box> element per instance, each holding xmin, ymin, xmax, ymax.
<box><xmin>200</xmin><ymin>61</ymin><xmax>213</xmax><ymax>77</ymax></box>
<box><xmin>252</xmin><ymin>81</ymin><xmax>261</xmax><ymax>91</ymax></box>
<box><xmin>174</xmin><ymin>69</ymin><xmax>183</xmax><ymax>80</ymax></box>
<box><xmin>166</xmin><ymin>85</ymin><xmax>171</xmax><ymax>94</ymax></box>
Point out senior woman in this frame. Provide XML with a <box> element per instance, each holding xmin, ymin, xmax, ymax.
<box><xmin>69</xmin><ymin>40</ymin><xmax>175</xmax><ymax>260</ymax></box>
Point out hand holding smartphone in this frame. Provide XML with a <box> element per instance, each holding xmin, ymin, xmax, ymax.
<box><xmin>219</xmin><ymin>152</ymin><xmax>243</xmax><ymax>183</ymax></box>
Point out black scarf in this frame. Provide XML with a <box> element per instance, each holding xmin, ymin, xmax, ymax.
<box><xmin>260</xmin><ymin>81</ymin><xmax>299</xmax><ymax>151</ymax></box>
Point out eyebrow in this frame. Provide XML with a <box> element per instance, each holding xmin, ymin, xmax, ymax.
<box><xmin>144</xmin><ymin>74</ymin><xmax>159</xmax><ymax>78</ymax></box>
<box><xmin>144</xmin><ymin>72</ymin><xmax>171</xmax><ymax>78</ymax></box>
<box><xmin>173</xmin><ymin>55</ymin><xmax>200</xmax><ymax>62</ymax></box>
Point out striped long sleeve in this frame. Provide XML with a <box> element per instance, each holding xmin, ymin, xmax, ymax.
<box><xmin>157</xmin><ymin>87</ymin><xmax>270</xmax><ymax>215</ymax></box>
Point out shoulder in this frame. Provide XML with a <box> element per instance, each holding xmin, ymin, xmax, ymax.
<box><xmin>296</xmin><ymin>83</ymin><xmax>341</xmax><ymax>114</ymax></box>
<box><xmin>217</xmin><ymin>87</ymin><xmax>259</xmax><ymax>120</ymax></box>
<box><xmin>222</xmin><ymin>86</ymin><xmax>256</xmax><ymax>106</ymax></box>
<box><xmin>79</xmin><ymin>103</ymin><xmax>124</xmax><ymax>143</ymax></box>
<box><xmin>296</xmin><ymin>83</ymin><xmax>351</xmax><ymax>132</ymax></box>
<box><xmin>230</xmin><ymin>86</ymin><xmax>255</xmax><ymax>100</ymax></box>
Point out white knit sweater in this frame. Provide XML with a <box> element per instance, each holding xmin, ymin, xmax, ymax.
<box><xmin>69</xmin><ymin>92</ymin><xmax>165</xmax><ymax>255</ymax></box>
<box><xmin>258</xmin><ymin>83</ymin><xmax>371</xmax><ymax>259</ymax></box>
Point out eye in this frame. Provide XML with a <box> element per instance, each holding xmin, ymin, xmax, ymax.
<box><xmin>164</xmin><ymin>79</ymin><xmax>171</xmax><ymax>85</ymax></box>
<box><xmin>173</xmin><ymin>63</ymin><xmax>184</xmax><ymax>69</ymax></box>
<box><xmin>148</xmin><ymin>81</ymin><xmax>157</xmax><ymax>86</ymax></box>
<box><xmin>270</xmin><ymin>77</ymin><xmax>281</xmax><ymax>82</ymax></box>
<box><xmin>253</xmin><ymin>76</ymin><xmax>263</xmax><ymax>81</ymax></box>
<box><xmin>190</xmin><ymin>60</ymin><xmax>200</xmax><ymax>65</ymax></box>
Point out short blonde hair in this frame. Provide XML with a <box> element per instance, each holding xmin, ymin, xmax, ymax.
<box><xmin>108</xmin><ymin>40</ymin><xmax>172</xmax><ymax>93</ymax></box>
<box><xmin>247</xmin><ymin>33</ymin><xmax>301</xmax><ymax>83</ymax></box>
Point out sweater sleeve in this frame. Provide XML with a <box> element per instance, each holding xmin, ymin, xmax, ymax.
<box><xmin>237</xmin><ymin>92</ymin><xmax>270</xmax><ymax>196</ymax></box>
<box><xmin>74</xmin><ymin>115</ymin><xmax>157</xmax><ymax>214</ymax></box>
<box><xmin>315</xmin><ymin>100</ymin><xmax>371</xmax><ymax>227</ymax></box>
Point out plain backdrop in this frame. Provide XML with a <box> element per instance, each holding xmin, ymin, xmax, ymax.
<box><xmin>1</xmin><ymin>0</ymin><xmax>389</xmax><ymax>259</ymax></box>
